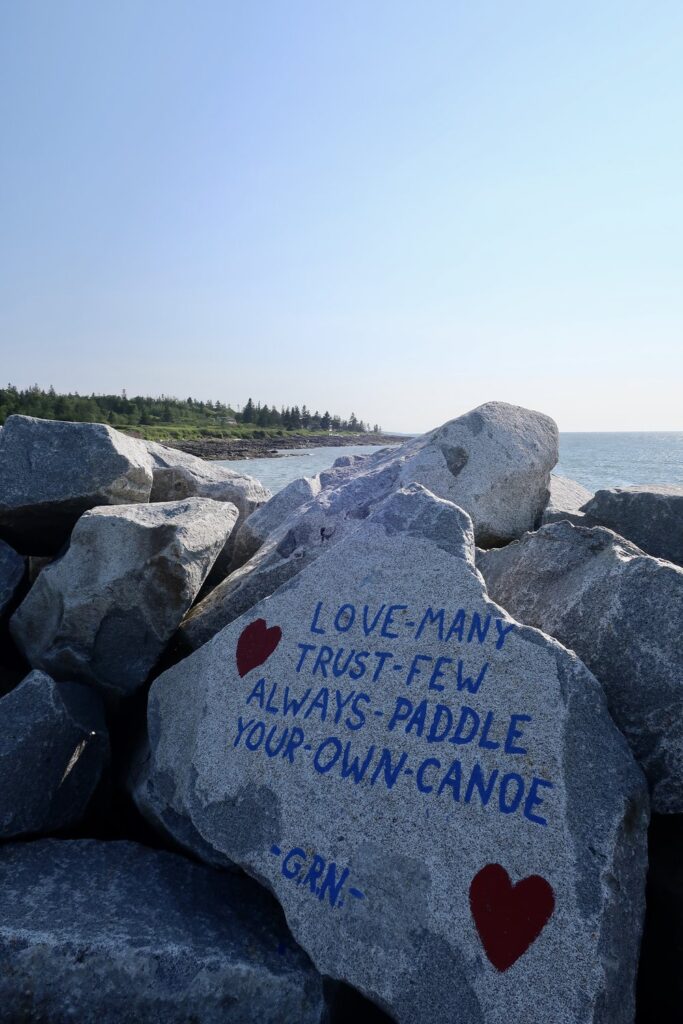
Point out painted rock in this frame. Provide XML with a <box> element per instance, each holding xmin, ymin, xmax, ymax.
<box><xmin>135</xmin><ymin>484</ymin><xmax>648</xmax><ymax>1024</ymax></box>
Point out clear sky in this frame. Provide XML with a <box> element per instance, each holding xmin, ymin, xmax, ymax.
<box><xmin>1</xmin><ymin>1</ymin><xmax>682</xmax><ymax>432</ymax></box>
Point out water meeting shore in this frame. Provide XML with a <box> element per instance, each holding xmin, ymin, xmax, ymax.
<box><xmin>160</xmin><ymin>430</ymin><xmax>403</xmax><ymax>461</ymax></box>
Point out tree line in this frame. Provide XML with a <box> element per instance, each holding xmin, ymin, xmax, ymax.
<box><xmin>0</xmin><ymin>385</ymin><xmax>381</xmax><ymax>434</ymax></box>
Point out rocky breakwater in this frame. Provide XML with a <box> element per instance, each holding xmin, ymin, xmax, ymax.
<box><xmin>180</xmin><ymin>400</ymin><xmax>560</xmax><ymax>649</ymax></box>
<box><xmin>0</xmin><ymin>404</ymin><xmax>680</xmax><ymax>1022</ymax></box>
<box><xmin>136</xmin><ymin>483</ymin><xmax>648</xmax><ymax>1024</ymax></box>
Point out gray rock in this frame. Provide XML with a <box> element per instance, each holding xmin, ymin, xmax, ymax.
<box><xmin>145</xmin><ymin>442</ymin><xmax>273</xmax><ymax>582</ymax></box>
<box><xmin>145</xmin><ymin>439</ymin><xmax>271</xmax><ymax>519</ymax></box>
<box><xmin>332</xmin><ymin>453</ymin><xmax>370</xmax><ymax>469</ymax></box>
<box><xmin>581</xmin><ymin>485</ymin><xmax>683</xmax><ymax>565</ymax></box>
<box><xmin>541</xmin><ymin>474</ymin><xmax>593</xmax><ymax>525</ymax></box>
<box><xmin>0</xmin><ymin>839</ymin><xmax>324</xmax><ymax>1024</ymax></box>
<box><xmin>0</xmin><ymin>670</ymin><xmax>108</xmax><ymax>837</ymax></box>
<box><xmin>231</xmin><ymin>475</ymin><xmax>322</xmax><ymax>569</ymax></box>
<box><xmin>11</xmin><ymin>497</ymin><xmax>238</xmax><ymax>696</ymax></box>
<box><xmin>0</xmin><ymin>415</ymin><xmax>154</xmax><ymax>554</ymax></box>
<box><xmin>478</xmin><ymin>521</ymin><xmax>683</xmax><ymax>812</ymax></box>
<box><xmin>0</xmin><ymin>538</ymin><xmax>25</xmax><ymax>617</ymax></box>
<box><xmin>318</xmin><ymin>453</ymin><xmax>371</xmax><ymax>488</ymax></box>
<box><xmin>181</xmin><ymin>401</ymin><xmax>558</xmax><ymax>649</ymax></box>
<box><xmin>136</xmin><ymin>484</ymin><xmax>648</xmax><ymax>1024</ymax></box>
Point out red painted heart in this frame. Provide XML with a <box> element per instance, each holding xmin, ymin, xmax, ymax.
<box><xmin>469</xmin><ymin>863</ymin><xmax>555</xmax><ymax>972</ymax></box>
<box><xmin>236</xmin><ymin>618</ymin><xmax>283</xmax><ymax>678</ymax></box>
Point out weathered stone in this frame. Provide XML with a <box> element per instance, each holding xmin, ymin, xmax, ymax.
<box><xmin>581</xmin><ymin>485</ymin><xmax>683</xmax><ymax>565</ymax></box>
<box><xmin>231</xmin><ymin>475</ymin><xmax>322</xmax><ymax>569</ymax></box>
<box><xmin>331</xmin><ymin>453</ymin><xmax>370</xmax><ymax>468</ymax></box>
<box><xmin>0</xmin><ymin>538</ymin><xmax>25</xmax><ymax>617</ymax></box>
<box><xmin>541</xmin><ymin>474</ymin><xmax>593</xmax><ymax>525</ymax></box>
<box><xmin>318</xmin><ymin>453</ymin><xmax>371</xmax><ymax>488</ymax></box>
<box><xmin>181</xmin><ymin>402</ymin><xmax>558</xmax><ymax>649</ymax></box>
<box><xmin>137</xmin><ymin>484</ymin><xmax>648</xmax><ymax>1024</ymax></box>
<box><xmin>478</xmin><ymin>521</ymin><xmax>683</xmax><ymax>812</ymax></box>
<box><xmin>145</xmin><ymin>440</ymin><xmax>271</xmax><ymax>519</ymax></box>
<box><xmin>0</xmin><ymin>839</ymin><xmax>324</xmax><ymax>1023</ymax></box>
<box><xmin>11</xmin><ymin>498</ymin><xmax>238</xmax><ymax>696</ymax></box>
<box><xmin>0</xmin><ymin>415</ymin><xmax>154</xmax><ymax>554</ymax></box>
<box><xmin>0</xmin><ymin>670</ymin><xmax>108</xmax><ymax>837</ymax></box>
<box><xmin>145</xmin><ymin>442</ymin><xmax>272</xmax><ymax>581</ymax></box>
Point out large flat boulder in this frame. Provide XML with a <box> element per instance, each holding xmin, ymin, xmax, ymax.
<box><xmin>0</xmin><ymin>670</ymin><xmax>108</xmax><ymax>837</ymax></box>
<box><xmin>478</xmin><ymin>521</ymin><xmax>683</xmax><ymax>812</ymax></box>
<box><xmin>0</xmin><ymin>839</ymin><xmax>324</xmax><ymax>1023</ymax></box>
<box><xmin>0</xmin><ymin>538</ymin><xmax>25</xmax><ymax>618</ymax></box>
<box><xmin>581</xmin><ymin>485</ymin><xmax>683</xmax><ymax>565</ymax></box>
<box><xmin>0</xmin><ymin>415</ymin><xmax>154</xmax><ymax>554</ymax></box>
<box><xmin>181</xmin><ymin>401</ymin><xmax>558</xmax><ymax>649</ymax></box>
<box><xmin>135</xmin><ymin>484</ymin><xmax>648</xmax><ymax>1024</ymax></box>
<box><xmin>11</xmin><ymin>497</ymin><xmax>238</xmax><ymax>696</ymax></box>
<box><xmin>541</xmin><ymin>474</ymin><xmax>593</xmax><ymax>525</ymax></box>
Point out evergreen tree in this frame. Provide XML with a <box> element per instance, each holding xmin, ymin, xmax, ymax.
<box><xmin>0</xmin><ymin>386</ymin><xmax>377</xmax><ymax>438</ymax></box>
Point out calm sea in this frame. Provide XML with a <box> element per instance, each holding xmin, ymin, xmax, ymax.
<box><xmin>219</xmin><ymin>434</ymin><xmax>683</xmax><ymax>495</ymax></box>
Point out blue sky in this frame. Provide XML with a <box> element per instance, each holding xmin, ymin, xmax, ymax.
<box><xmin>1</xmin><ymin>1</ymin><xmax>682</xmax><ymax>432</ymax></box>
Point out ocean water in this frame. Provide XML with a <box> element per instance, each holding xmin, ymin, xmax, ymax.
<box><xmin>218</xmin><ymin>444</ymin><xmax>389</xmax><ymax>493</ymax></box>
<box><xmin>555</xmin><ymin>432</ymin><xmax>683</xmax><ymax>492</ymax></box>
<box><xmin>219</xmin><ymin>434</ymin><xmax>683</xmax><ymax>495</ymax></box>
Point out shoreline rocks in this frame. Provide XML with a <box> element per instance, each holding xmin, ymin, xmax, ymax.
<box><xmin>0</xmin><ymin>415</ymin><xmax>154</xmax><ymax>554</ymax></box>
<box><xmin>11</xmin><ymin>497</ymin><xmax>238</xmax><ymax>696</ymax></box>
<box><xmin>0</xmin><ymin>670</ymin><xmax>108</xmax><ymax>837</ymax></box>
<box><xmin>144</xmin><ymin>440</ymin><xmax>273</xmax><ymax>583</ymax></box>
<box><xmin>145</xmin><ymin>439</ymin><xmax>271</xmax><ymax>518</ymax></box>
<box><xmin>541</xmin><ymin>473</ymin><xmax>593</xmax><ymax>525</ymax></box>
<box><xmin>136</xmin><ymin>484</ymin><xmax>648</xmax><ymax>1024</ymax></box>
<box><xmin>478</xmin><ymin>521</ymin><xmax>683</xmax><ymax>812</ymax></box>
<box><xmin>580</xmin><ymin>485</ymin><xmax>683</xmax><ymax>566</ymax></box>
<box><xmin>231</xmin><ymin>475</ymin><xmax>322</xmax><ymax>569</ymax></box>
<box><xmin>158</xmin><ymin>431</ymin><xmax>401</xmax><ymax>461</ymax></box>
<box><xmin>0</xmin><ymin>839</ymin><xmax>325</xmax><ymax>1024</ymax></box>
<box><xmin>180</xmin><ymin>401</ymin><xmax>559</xmax><ymax>650</ymax></box>
<box><xmin>1</xmin><ymin>404</ymin><xmax>680</xmax><ymax>1023</ymax></box>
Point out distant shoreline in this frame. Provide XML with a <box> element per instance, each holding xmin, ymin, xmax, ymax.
<box><xmin>160</xmin><ymin>431</ymin><xmax>404</xmax><ymax>461</ymax></box>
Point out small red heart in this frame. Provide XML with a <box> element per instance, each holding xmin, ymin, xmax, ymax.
<box><xmin>236</xmin><ymin>618</ymin><xmax>283</xmax><ymax>678</ymax></box>
<box><xmin>469</xmin><ymin>863</ymin><xmax>555</xmax><ymax>972</ymax></box>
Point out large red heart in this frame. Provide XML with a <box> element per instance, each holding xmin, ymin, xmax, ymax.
<box><xmin>236</xmin><ymin>619</ymin><xmax>283</xmax><ymax>678</ymax></box>
<box><xmin>469</xmin><ymin>863</ymin><xmax>555</xmax><ymax>972</ymax></box>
